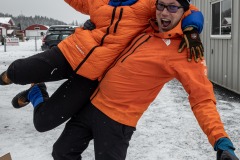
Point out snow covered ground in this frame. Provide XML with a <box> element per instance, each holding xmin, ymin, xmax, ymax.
<box><xmin>0</xmin><ymin>40</ymin><xmax>239</xmax><ymax>160</ymax></box>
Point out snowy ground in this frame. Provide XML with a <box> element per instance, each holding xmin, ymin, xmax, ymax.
<box><xmin>0</xmin><ymin>40</ymin><xmax>239</xmax><ymax>160</ymax></box>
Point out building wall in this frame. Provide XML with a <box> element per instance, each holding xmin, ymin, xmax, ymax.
<box><xmin>191</xmin><ymin>0</ymin><xmax>240</xmax><ymax>94</ymax></box>
<box><xmin>0</xmin><ymin>17</ymin><xmax>15</xmax><ymax>29</ymax></box>
<box><xmin>0</xmin><ymin>27</ymin><xmax>7</xmax><ymax>36</ymax></box>
<box><xmin>25</xmin><ymin>24</ymin><xmax>48</xmax><ymax>39</ymax></box>
<box><xmin>25</xmin><ymin>24</ymin><xmax>48</xmax><ymax>30</ymax></box>
<box><xmin>25</xmin><ymin>30</ymin><xmax>47</xmax><ymax>39</ymax></box>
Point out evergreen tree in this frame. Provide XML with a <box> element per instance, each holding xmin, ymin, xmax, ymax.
<box><xmin>0</xmin><ymin>12</ymin><xmax>68</xmax><ymax>30</ymax></box>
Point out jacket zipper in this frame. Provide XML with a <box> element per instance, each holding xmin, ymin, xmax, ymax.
<box><xmin>114</xmin><ymin>8</ymin><xmax>123</xmax><ymax>33</ymax></box>
<box><xmin>100</xmin><ymin>34</ymin><xmax>149</xmax><ymax>80</ymax></box>
<box><xmin>75</xmin><ymin>7</ymin><xmax>122</xmax><ymax>73</ymax></box>
<box><xmin>121</xmin><ymin>35</ymin><xmax>151</xmax><ymax>62</ymax></box>
<box><xmin>90</xmin><ymin>34</ymin><xmax>151</xmax><ymax>100</ymax></box>
<box><xmin>100</xmin><ymin>7</ymin><xmax>117</xmax><ymax>46</ymax></box>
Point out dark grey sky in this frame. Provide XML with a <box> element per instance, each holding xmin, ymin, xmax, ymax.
<box><xmin>0</xmin><ymin>0</ymin><xmax>90</xmax><ymax>24</ymax></box>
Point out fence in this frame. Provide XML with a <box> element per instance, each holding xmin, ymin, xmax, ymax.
<box><xmin>1</xmin><ymin>36</ymin><xmax>43</xmax><ymax>52</ymax></box>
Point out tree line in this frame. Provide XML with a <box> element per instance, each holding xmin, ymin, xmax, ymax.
<box><xmin>0</xmin><ymin>13</ymin><xmax>80</xmax><ymax>30</ymax></box>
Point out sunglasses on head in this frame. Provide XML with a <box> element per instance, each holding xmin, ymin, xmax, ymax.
<box><xmin>155</xmin><ymin>3</ymin><xmax>184</xmax><ymax>13</ymax></box>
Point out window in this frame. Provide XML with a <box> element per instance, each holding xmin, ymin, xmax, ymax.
<box><xmin>34</xmin><ymin>27</ymin><xmax>40</xmax><ymax>30</ymax></box>
<box><xmin>61</xmin><ymin>34</ymin><xmax>70</xmax><ymax>40</ymax></box>
<box><xmin>211</xmin><ymin>0</ymin><xmax>232</xmax><ymax>38</ymax></box>
<box><xmin>47</xmin><ymin>35</ymin><xmax>59</xmax><ymax>40</ymax></box>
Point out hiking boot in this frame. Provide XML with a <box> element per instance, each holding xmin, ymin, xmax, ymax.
<box><xmin>11</xmin><ymin>83</ymin><xmax>48</xmax><ymax>108</ymax></box>
<box><xmin>0</xmin><ymin>71</ymin><xmax>12</xmax><ymax>85</ymax></box>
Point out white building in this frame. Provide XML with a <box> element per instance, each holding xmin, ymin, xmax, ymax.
<box><xmin>25</xmin><ymin>24</ymin><xmax>48</xmax><ymax>39</ymax></box>
<box><xmin>0</xmin><ymin>17</ymin><xmax>16</xmax><ymax>37</ymax></box>
<box><xmin>192</xmin><ymin>0</ymin><xmax>240</xmax><ymax>94</ymax></box>
<box><xmin>0</xmin><ymin>27</ymin><xmax>7</xmax><ymax>37</ymax></box>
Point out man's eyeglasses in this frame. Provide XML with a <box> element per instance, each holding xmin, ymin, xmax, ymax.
<box><xmin>155</xmin><ymin>3</ymin><xmax>183</xmax><ymax>13</ymax></box>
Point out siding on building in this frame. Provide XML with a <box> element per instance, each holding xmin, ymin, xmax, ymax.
<box><xmin>191</xmin><ymin>0</ymin><xmax>240</xmax><ymax>94</ymax></box>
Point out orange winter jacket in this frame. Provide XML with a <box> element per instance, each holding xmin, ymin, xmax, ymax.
<box><xmin>59</xmin><ymin>0</ymin><xmax>155</xmax><ymax>80</ymax></box>
<box><xmin>59</xmin><ymin>0</ymin><xmax>198</xmax><ymax>80</ymax></box>
<box><xmin>91</xmin><ymin>19</ymin><xmax>228</xmax><ymax>147</ymax></box>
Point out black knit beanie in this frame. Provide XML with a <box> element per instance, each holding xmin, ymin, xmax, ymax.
<box><xmin>176</xmin><ymin>0</ymin><xmax>190</xmax><ymax>11</ymax></box>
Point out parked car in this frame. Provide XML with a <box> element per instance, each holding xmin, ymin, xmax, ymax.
<box><xmin>41</xmin><ymin>25</ymin><xmax>77</xmax><ymax>51</ymax></box>
<box><xmin>41</xmin><ymin>32</ymin><xmax>72</xmax><ymax>51</ymax></box>
<box><xmin>46</xmin><ymin>25</ymin><xmax>77</xmax><ymax>35</ymax></box>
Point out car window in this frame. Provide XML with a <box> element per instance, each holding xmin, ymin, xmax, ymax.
<box><xmin>46</xmin><ymin>35</ymin><xmax>59</xmax><ymax>40</ymax></box>
<box><xmin>61</xmin><ymin>34</ymin><xmax>70</xmax><ymax>40</ymax></box>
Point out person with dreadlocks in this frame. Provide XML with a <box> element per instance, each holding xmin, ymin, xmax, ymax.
<box><xmin>0</xmin><ymin>0</ymin><xmax>203</xmax><ymax>133</ymax></box>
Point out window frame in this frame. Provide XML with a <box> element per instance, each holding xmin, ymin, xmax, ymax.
<box><xmin>210</xmin><ymin>0</ymin><xmax>232</xmax><ymax>39</ymax></box>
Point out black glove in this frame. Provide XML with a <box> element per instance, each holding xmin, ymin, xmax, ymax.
<box><xmin>83</xmin><ymin>19</ymin><xmax>96</xmax><ymax>31</ymax></box>
<box><xmin>178</xmin><ymin>27</ymin><xmax>204</xmax><ymax>63</ymax></box>
<box><xmin>217</xmin><ymin>150</ymin><xmax>239</xmax><ymax>160</ymax></box>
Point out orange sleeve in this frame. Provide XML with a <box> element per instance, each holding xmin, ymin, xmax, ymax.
<box><xmin>175</xmin><ymin>59</ymin><xmax>228</xmax><ymax>147</ymax></box>
<box><xmin>64</xmin><ymin>0</ymin><xmax>90</xmax><ymax>15</ymax></box>
<box><xmin>191</xmin><ymin>100</ymin><xmax>229</xmax><ymax>146</ymax></box>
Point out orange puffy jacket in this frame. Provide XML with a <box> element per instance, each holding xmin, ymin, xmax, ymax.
<box><xmin>91</xmin><ymin>18</ymin><xmax>228</xmax><ymax>147</ymax></box>
<box><xmin>59</xmin><ymin>0</ymin><xmax>155</xmax><ymax>80</ymax></box>
<box><xmin>59</xmin><ymin>0</ymin><xmax>198</xmax><ymax>80</ymax></box>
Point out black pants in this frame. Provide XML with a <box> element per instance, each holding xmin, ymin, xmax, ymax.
<box><xmin>6</xmin><ymin>46</ymin><xmax>98</xmax><ymax>132</ymax></box>
<box><xmin>52</xmin><ymin>103</ymin><xmax>136</xmax><ymax>160</ymax></box>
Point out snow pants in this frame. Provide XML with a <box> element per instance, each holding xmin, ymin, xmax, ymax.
<box><xmin>52</xmin><ymin>102</ymin><xmax>136</xmax><ymax>160</ymax></box>
<box><xmin>6</xmin><ymin>46</ymin><xmax>98</xmax><ymax>132</ymax></box>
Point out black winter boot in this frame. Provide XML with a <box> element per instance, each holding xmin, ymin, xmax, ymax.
<box><xmin>0</xmin><ymin>71</ymin><xmax>12</xmax><ymax>85</ymax></box>
<box><xmin>12</xmin><ymin>83</ymin><xmax>48</xmax><ymax>108</ymax></box>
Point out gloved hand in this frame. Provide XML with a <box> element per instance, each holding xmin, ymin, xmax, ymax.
<box><xmin>83</xmin><ymin>19</ymin><xmax>96</xmax><ymax>31</ymax></box>
<box><xmin>178</xmin><ymin>27</ymin><xmax>204</xmax><ymax>63</ymax></box>
<box><xmin>214</xmin><ymin>137</ymin><xmax>239</xmax><ymax>160</ymax></box>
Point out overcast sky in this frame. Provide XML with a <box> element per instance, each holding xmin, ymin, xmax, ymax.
<box><xmin>0</xmin><ymin>0</ymin><xmax>90</xmax><ymax>24</ymax></box>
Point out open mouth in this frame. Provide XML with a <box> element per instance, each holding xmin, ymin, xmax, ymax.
<box><xmin>161</xmin><ymin>19</ymin><xmax>171</xmax><ymax>28</ymax></box>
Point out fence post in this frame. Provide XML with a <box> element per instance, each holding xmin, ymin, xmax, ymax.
<box><xmin>4</xmin><ymin>37</ymin><xmax>6</xmax><ymax>52</ymax></box>
<box><xmin>35</xmin><ymin>36</ymin><xmax>37</xmax><ymax>51</ymax></box>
